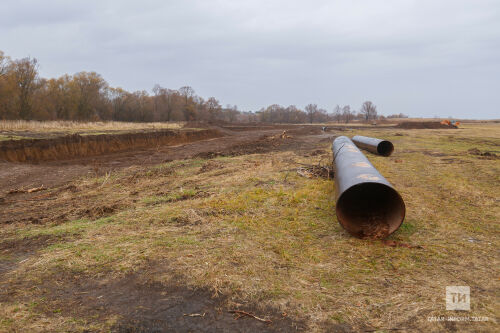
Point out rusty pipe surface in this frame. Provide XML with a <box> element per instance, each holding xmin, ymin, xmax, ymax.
<box><xmin>352</xmin><ymin>135</ymin><xmax>394</xmax><ymax>156</ymax></box>
<box><xmin>332</xmin><ymin>136</ymin><xmax>405</xmax><ymax>239</ymax></box>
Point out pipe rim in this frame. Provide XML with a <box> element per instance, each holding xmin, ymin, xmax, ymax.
<box><xmin>377</xmin><ymin>140</ymin><xmax>394</xmax><ymax>156</ymax></box>
<box><xmin>336</xmin><ymin>182</ymin><xmax>405</xmax><ymax>239</ymax></box>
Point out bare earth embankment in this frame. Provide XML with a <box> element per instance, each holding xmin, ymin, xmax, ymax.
<box><xmin>0</xmin><ymin>121</ymin><xmax>498</xmax><ymax>332</ymax></box>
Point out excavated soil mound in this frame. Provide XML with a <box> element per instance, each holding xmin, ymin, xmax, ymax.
<box><xmin>221</xmin><ymin>124</ymin><xmax>330</xmax><ymax>134</ymax></box>
<box><xmin>397</xmin><ymin>121</ymin><xmax>457</xmax><ymax>129</ymax></box>
<box><xmin>220</xmin><ymin>125</ymin><xmax>292</xmax><ymax>131</ymax></box>
<box><xmin>0</xmin><ymin>129</ymin><xmax>221</xmax><ymax>163</ymax></box>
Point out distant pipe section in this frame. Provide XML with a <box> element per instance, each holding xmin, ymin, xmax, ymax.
<box><xmin>352</xmin><ymin>135</ymin><xmax>394</xmax><ymax>156</ymax></box>
<box><xmin>332</xmin><ymin>136</ymin><xmax>405</xmax><ymax>239</ymax></box>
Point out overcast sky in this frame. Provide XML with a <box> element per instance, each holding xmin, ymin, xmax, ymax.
<box><xmin>1</xmin><ymin>0</ymin><xmax>499</xmax><ymax>118</ymax></box>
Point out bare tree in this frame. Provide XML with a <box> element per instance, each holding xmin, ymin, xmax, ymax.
<box><xmin>305</xmin><ymin>103</ymin><xmax>318</xmax><ymax>123</ymax></box>
<box><xmin>387</xmin><ymin>113</ymin><xmax>408</xmax><ymax>118</ymax></box>
<box><xmin>152</xmin><ymin>84</ymin><xmax>178</xmax><ymax>121</ymax></box>
<box><xmin>0</xmin><ymin>51</ymin><xmax>14</xmax><ymax>119</ymax></box>
<box><xmin>12</xmin><ymin>57</ymin><xmax>39</xmax><ymax>119</ymax></box>
<box><xmin>317</xmin><ymin>108</ymin><xmax>328</xmax><ymax>122</ymax></box>
<box><xmin>341</xmin><ymin>105</ymin><xmax>354</xmax><ymax>123</ymax></box>
<box><xmin>1</xmin><ymin>50</ymin><xmax>255</xmax><ymax>122</ymax></box>
<box><xmin>285</xmin><ymin>105</ymin><xmax>304</xmax><ymax>123</ymax></box>
<box><xmin>179</xmin><ymin>86</ymin><xmax>195</xmax><ymax>120</ymax></box>
<box><xmin>0</xmin><ymin>51</ymin><xmax>10</xmax><ymax>77</ymax></box>
<box><xmin>206</xmin><ymin>97</ymin><xmax>221</xmax><ymax>121</ymax></box>
<box><xmin>333</xmin><ymin>105</ymin><xmax>342</xmax><ymax>123</ymax></box>
<box><xmin>360</xmin><ymin>101</ymin><xmax>377</xmax><ymax>122</ymax></box>
<box><xmin>179</xmin><ymin>86</ymin><xmax>194</xmax><ymax>104</ymax></box>
<box><xmin>164</xmin><ymin>88</ymin><xmax>177</xmax><ymax>121</ymax></box>
<box><xmin>225</xmin><ymin>105</ymin><xmax>239</xmax><ymax>122</ymax></box>
<box><xmin>72</xmin><ymin>71</ymin><xmax>110</xmax><ymax>120</ymax></box>
<box><xmin>152</xmin><ymin>84</ymin><xmax>164</xmax><ymax>121</ymax></box>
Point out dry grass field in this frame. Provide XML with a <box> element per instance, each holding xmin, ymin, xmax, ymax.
<box><xmin>0</xmin><ymin>120</ymin><xmax>185</xmax><ymax>141</ymax></box>
<box><xmin>0</xmin><ymin>122</ymin><xmax>498</xmax><ymax>332</ymax></box>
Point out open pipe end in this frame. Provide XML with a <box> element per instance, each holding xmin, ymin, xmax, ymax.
<box><xmin>377</xmin><ymin>141</ymin><xmax>394</xmax><ymax>156</ymax></box>
<box><xmin>336</xmin><ymin>183</ymin><xmax>405</xmax><ymax>239</ymax></box>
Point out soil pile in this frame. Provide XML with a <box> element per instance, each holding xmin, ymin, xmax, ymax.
<box><xmin>397</xmin><ymin>121</ymin><xmax>457</xmax><ymax>129</ymax></box>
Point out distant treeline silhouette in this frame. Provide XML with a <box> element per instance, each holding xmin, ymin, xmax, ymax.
<box><xmin>0</xmin><ymin>51</ymin><xmax>406</xmax><ymax>123</ymax></box>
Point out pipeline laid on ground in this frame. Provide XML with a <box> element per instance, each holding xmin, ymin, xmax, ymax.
<box><xmin>332</xmin><ymin>136</ymin><xmax>405</xmax><ymax>239</ymax></box>
<box><xmin>352</xmin><ymin>135</ymin><xmax>394</xmax><ymax>156</ymax></box>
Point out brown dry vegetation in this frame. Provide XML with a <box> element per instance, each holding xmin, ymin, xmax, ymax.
<box><xmin>0</xmin><ymin>120</ymin><xmax>185</xmax><ymax>141</ymax></box>
<box><xmin>0</xmin><ymin>120</ymin><xmax>185</xmax><ymax>132</ymax></box>
<box><xmin>0</xmin><ymin>123</ymin><xmax>499</xmax><ymax>332</ymax></box>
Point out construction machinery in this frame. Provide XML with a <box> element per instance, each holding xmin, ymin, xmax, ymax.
<box><xmin>441</xmin><ymin>119</ymin><xmax>460</xmax><ymax>127</ymax></box>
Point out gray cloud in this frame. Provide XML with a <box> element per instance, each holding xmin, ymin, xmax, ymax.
<box><xmin>1</xmin><ymin>0</ymin><xmax>499</xmax><ymax>118</ymax></box>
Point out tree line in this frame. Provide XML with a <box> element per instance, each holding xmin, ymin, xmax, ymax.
<box><xmin>0</xmin><ymin>51</ymin><xmax>404</xmax><ymax>123</ymax></box>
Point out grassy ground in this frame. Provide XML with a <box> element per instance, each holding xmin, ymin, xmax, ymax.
<box><xmin>0</xmin><ymin>120</ymin><xmax>185</xmax><ymax>132</ymax></box>
<box><xmin>0</xmin><ymin>123</ymin><xmax>498</xmax><ymax>331</ymax></box>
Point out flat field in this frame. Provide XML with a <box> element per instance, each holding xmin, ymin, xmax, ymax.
<box><xmin>0</xmin><ymin>120</ymin><xmax>185</xmax><ymax>141</ymax></box>
<box><xmin>0</xmin><ymin>122</ymin><xmax>498</xmax><ymax>332</ymax></box>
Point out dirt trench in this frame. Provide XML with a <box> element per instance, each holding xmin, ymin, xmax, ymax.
<box><xmin>0</xmin><ymin>129</ymin><xmax>221</xmax><ymax>163</ymax></box>
<box><xmin>397</xmin><ymin>121</ymin><xmax>457</xmax><ymax>129</ymax></box>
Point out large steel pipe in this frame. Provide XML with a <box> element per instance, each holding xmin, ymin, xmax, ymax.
<box><xmin>352</xmin><ymin>135</ymin><xmax>394</xmax><ymax>156</ymax></box>
<box><xmin>332</xmin><ymin>136</ymin><xmax>405</xmax><ymax>239</ymax></box>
